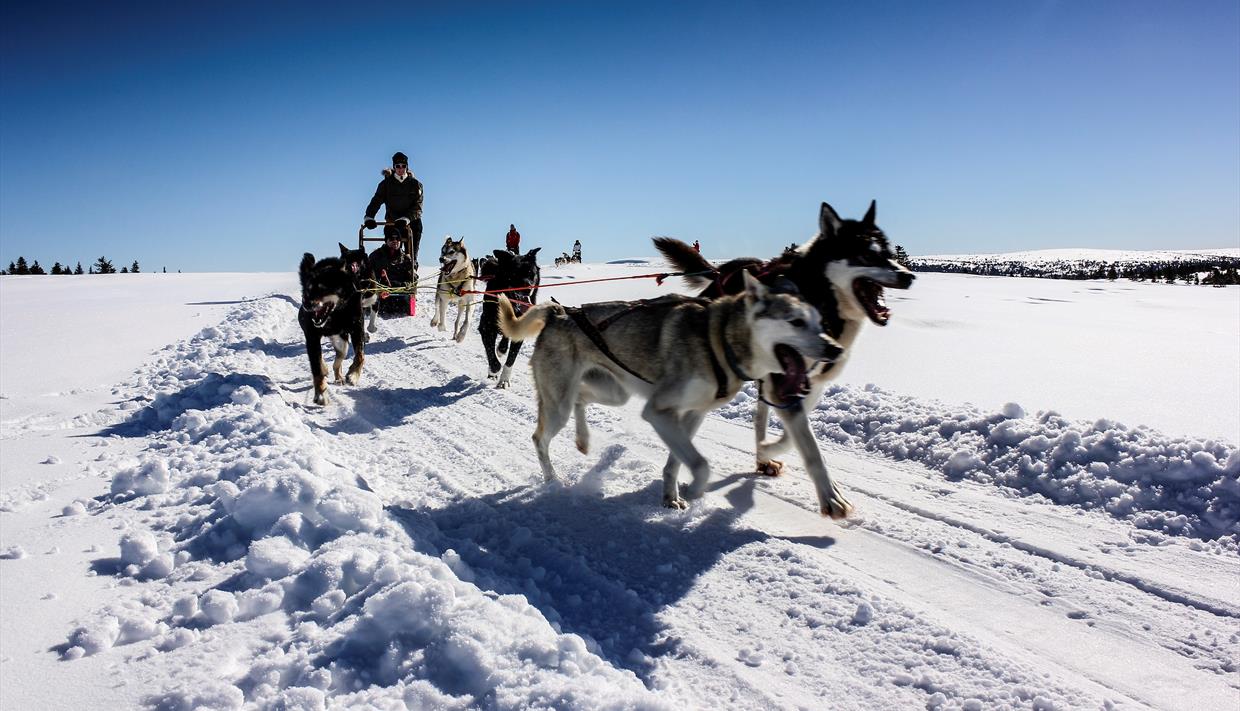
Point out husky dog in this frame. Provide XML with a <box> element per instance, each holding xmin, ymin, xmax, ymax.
<box><xmin>338</xmin><ymin>243</ymin><xmax>379</xmax><ymax>336</ymax></box>
<box><xmin>429</xmin><ymin>235</ymin><xmax>476</xmax><ymax>343</ymax></box>
<box><xmin>655</xmin><ymin>201</ymin><xmax>915</xmax><ymax>516</ymax></box>
<box><xmin>478</xmin><ymin>248</ymin><xmax>541</xmax><ymax>388</ymax></box>
<box><xmin>298</xmin><ymin>252</ymin><xmax>366</xmax><ymax>405</ymax></box>
<box><xmin>498</xmin><ymin>272</ymin><xmax>849</xmax><ymax>515</ymax></box>
<box><xmin>554</xmin><ymin>252</ymin><xmax>571</xmax><ymax>267</ymax></box>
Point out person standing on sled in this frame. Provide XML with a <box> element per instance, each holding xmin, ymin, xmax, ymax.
<box><xmin>572</xmin><ymin>239</ymin><xmax>582</xmax><ymax>263</ymax></box>
<box><xmin>364</xmin><ymin>152</ymin><xmax>423</xmax><ymax>315</ymax></box>
<box><xmin>364</xmin><ymin>151</ymin><xmax>424</xmax><ymax>269</ymax></box>
<box><xmin>506</xmin><ymin>224</ymin><xmax>521</xmax><ymax>254</ymax></box>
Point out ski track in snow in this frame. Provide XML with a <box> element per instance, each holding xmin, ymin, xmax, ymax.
<box><xmin>8</xmin><ymin>288</ymin><xmax>1240</xmax><ymax>709</ymax></box>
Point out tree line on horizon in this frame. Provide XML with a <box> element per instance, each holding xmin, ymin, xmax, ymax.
<box><xmin>0</xmin><ymin>256</ymin><xmax>177</xmax><ymax>275</ymax></box>
<box><xmin>906</xmin><ymin>255</ymin><xmax>1240</xmax><ymax>286</ymax></box>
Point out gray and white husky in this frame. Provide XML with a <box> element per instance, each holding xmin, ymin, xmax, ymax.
<box><xmin>656</xmin><ymin>201</ymin><xmax>916</xmax><ymax>517</ymax></box>
<box><xmin>429</xmin><ymin>235</ymin><xmax>476</xmax><ymax>343</ymax></box>
<box><xmin>497</xmin><ymin>272</ymin><xmax>850</xmax><ymax>515</ymax></box>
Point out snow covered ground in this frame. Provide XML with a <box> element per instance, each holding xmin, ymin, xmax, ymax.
<box><xmin>1</xmin><ymin>262</ymin><xmax>1237</xmax><ymax>710</ymax></box>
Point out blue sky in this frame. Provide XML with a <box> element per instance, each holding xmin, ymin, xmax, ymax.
<box><xmin>1</xmin><ymin>1</ymin><xmax>1237</xmax><ymax>272</ymax></box>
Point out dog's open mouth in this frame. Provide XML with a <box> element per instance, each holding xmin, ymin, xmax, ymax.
<box><xmin>853</xmin><ymin>278</ymin><xmax>891</xmax><ymax>326</ymax></box>
<box><xmin>769</xmin><ymin>344</ymin><xmax>810</xmax><ymax>404</ymax></box>
<box><xmin>307</xmin><ymin>302</ymin><xmax>334</xmax><ymax>327</ymax></box>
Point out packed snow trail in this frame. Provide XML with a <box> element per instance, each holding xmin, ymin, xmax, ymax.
<box><xmin>16</xmin><ymin>281</ymin><xmax>1238</xmax><ymax>709</ymax></box>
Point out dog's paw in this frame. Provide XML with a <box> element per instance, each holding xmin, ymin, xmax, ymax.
<box><xmin>367</xmin><ymin>323</ymin><xmax>377</xmax><ymax>334</ymax></box>
<box><xmin>345</xmin><ymin>370</ymin><xmax>362</xmax><ymax>386</ymax></box>
<box><xmin>495</xmin><ymin>380</ymin><xmax>510</xmax><ymax>389</ymax></box>
<box><xmin>486</xmin><ymin>370</ymin><xmax>499</xmax><ymax>381</ymax></box>
<box><xmin>454</xmin><ymin>332</ymin><xmax>467</xmax><ymax>343</ymax></box>
<box><xmin>313</xmin><ymin>391</ymin><xmax>329</xmax><ymax>406</ymax></box>
<box><xmin>575</xmin><ymin>437</ymin><xmax>589</xmax><ymax>455</ymax></box>
<box><xmin>819</xmin><ymin>491</ymin><xmax>853</xmax><ymax>520</ymax></box>
<box><xmin>662</xmin><ymin>495</ymin><xmax>689</xmax><ymax>510</ymax></box>
<box><xmin>756</xmin><ymin>460</ymin><xmax>784</xmax><ymax>477</ymax></box>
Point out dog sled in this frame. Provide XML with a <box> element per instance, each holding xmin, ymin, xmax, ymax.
<box><xmin>359</xmin><ymin>221</ymin><xmax>419</xmax><ymax>316</ymax></box>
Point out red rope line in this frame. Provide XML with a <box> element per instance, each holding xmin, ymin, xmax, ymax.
<box><xmin>461</xmin><ymin>269</ymin><xmax>703</xmax><ymax>297</ymax></box>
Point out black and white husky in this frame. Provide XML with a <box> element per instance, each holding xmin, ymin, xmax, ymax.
<box><xmin>429</xmin><ymin>235</ymin><xmax>476</xmax><ymax>343</ymax></box>
<box><xmin>299</xmin><ymin>252</ymin><xmax>366</xmax><ymax>405</ymax></box>
<box><xmin>656</xmin><ymin>201</ymin><xmax>915</xmax><ymax>517</ymax></box>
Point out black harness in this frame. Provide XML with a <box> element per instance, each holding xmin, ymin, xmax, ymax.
<box><xmin>564</xmin><ymin>299</ymin><xmax>748</xmax><ymax>401</ymax></box>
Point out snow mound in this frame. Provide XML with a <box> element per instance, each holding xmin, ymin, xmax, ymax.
<box><xmin>725</xmin><ymin>383</ymin><xmax>1239</xmax><ymax>547</ymax></box>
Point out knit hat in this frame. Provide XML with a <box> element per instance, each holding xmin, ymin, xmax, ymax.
<box><xmin>392</xmin><ymin>151</ymin><xmax>408</xmax><ymax>166</ymax></box>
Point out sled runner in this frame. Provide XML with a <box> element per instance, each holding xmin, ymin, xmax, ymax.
<box><xmin>359</xmin><ymin>221</ymin><xmax>419</xmax><ymax>316</ymax></box>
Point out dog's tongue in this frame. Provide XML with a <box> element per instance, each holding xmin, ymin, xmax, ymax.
<box><xmin>772</xmin><ymin>344</ymin><xmax>809</xmax><ymax>403</ymax></box>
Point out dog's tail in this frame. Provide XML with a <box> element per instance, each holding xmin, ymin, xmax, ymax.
<box><xmin>653</xmin><ymin>237</ymin><xmax>717</xmax><ymax>289</ymax></box>
<box><xmin>498</xmin><ymin>295</ymin><xmax>560</xmax><ymax>341</ymax></box>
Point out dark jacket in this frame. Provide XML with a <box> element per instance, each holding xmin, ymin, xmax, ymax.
<box><xmin>365</xmin><ymin>169</ymin><xmax>423</xmax><ymax>222</ymax></box>
<box><xmin>368</xmin><ymin>243</ymin><xmax>412</xmax><ymax>285</ymax></box>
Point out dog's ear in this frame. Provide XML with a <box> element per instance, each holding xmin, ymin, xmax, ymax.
<box><xmin>526</xmin><ymin>247</ymin><xmax>541</xmax><ymax>259</ymax></box>
<box><xmin>862</xmin><ymin>200</ymin><xmax>877</xmax><ymax>227</ymax></box>
<box><xmin>741</xmin><ymin>270</ymin><xmax>769</xmax><ymax>302</ymax></box>
<box><xmin>819</xmin><ymin>202</ymin><xmax>843</xmax><ymax>238</ymax></box>
<box><xmin>444</xmin><ymin>235</ymin><xmax>453</xmax><ymax>244</ymax></box>
<box><xmin>493</xmin><ymin>249</ymin><xmax>514</xmax><ymax>263</ymax></box>
<box><xmin>339</xmin><ymin>242</ymin><xmax>350</xmax><ymax>257</ymax></box>
<box><xmin>300</xmin><ymin>253</ymin><xmax>316</xmax><ymax>277</ymax></box>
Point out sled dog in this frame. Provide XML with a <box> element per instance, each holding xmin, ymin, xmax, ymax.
<box><xmin>298</xmin><ymin>252</ymin><xmax>365</xmax><ymax>405</ymax></box>
<box><xmin>338</xmin><ymin>243</ymin><xmax>379</xmax><ymax>336</ymax></box>
<box><xmin>478</xmin><ymin>248</ymin><xmax>541</xmax><ymax>388</ymax></box>
<box><xmin>655</xmin><ymin>201</ymin><xmax>915</xmax><ymax>517</ymax></box>
<box><xmin>429</xmin><ymin>235</ymin><xmax>476</xmax><ymax>343</ymax></box>
<box><xmin>498</xmin><ymin>272</ymin><xmax>849</xmax><ymax>515</ymax></box>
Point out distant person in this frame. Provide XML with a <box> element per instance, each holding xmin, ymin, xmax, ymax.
<box><xmin>572</xmin><ymin>239</ymin><xmax>582</xmax><ymax>263</ymax></box>
<box><xmin>364</xmin><ymin>151</ymin><xmax>424</xmax><ymax>269</ymax></box>
<box><xmin>506</xmin><ymin>224</ymin><xmax>521</xmax><ymax>253</ymax></box>
<box><xmin>693</xmin><ymin>240</ymin><xmax>701</xmax><ymax>253</ymax></box>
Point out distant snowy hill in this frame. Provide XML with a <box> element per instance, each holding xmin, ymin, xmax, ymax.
<box><xmin>910</xmin><ymin>247</ymin><xmax>1240</xmax><ymax>282</ymax></box>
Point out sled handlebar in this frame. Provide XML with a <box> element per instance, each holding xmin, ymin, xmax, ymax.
<box><xmin>358</xmin><ymin>221</ymin><xmax>414</xmax><ymax>243</ymax></box>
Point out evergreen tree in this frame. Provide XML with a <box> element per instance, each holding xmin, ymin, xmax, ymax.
<box><xmin>51</xmin><ymin>262</ymin><xmax>63</xmax><ymax>275</ymax></box>
<box><xmin>15</xmin><ymin>256</ymin><xmax>29</xmax><ymax>275</ymax></box>
<box><xmin>92</xmin><ymin>256</ymin><xmax>116</xmax><ymax>274</ymax></box>
<box><xmin>893</xmin><ymin>245</ymin><xmax>911</xmax><ymax>268</ymax></box>
<box><xmin>131</xmin><ymin>260</ymin><xmax>140</xmax><ymax>273</ymax></box>
<box><xmin>7</xmin><ymin>261</ymin><xmax>15</xmax><ymax>274</ymax></box>
<box><xmin>74</xmin><ymin>262</ymin><xmax>84</xmax><ymax>275</ymax></box>
<box><xmin>29</xmin><ymin>260</ymin><xmax>46</xmax><ymax>275</ymax></box>
<box><xmin>121</xmin><ymin>266</ymin><xmax>129</xmax><ymax>273</ymax></box>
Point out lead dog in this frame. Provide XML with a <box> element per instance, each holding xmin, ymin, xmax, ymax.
<box><xmin>498</xmin><ymin>272</ymin><xmax>849</xmax><ymax>515</ymax></box>
<box><xmin>429</xmin><ymin>235</ymin><xmax>476</xmax><ymax>343</ymax></box>
<box><xmin>298</xmin><ymin>252</ymin><xmax>365</xmax><ymax>405</ymax></box>
<box><xmin>655</xmin><ymin>201</ymin><xmax>915</xmax><ymax>517</ymax></box>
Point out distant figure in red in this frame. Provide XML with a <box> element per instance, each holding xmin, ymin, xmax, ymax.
<box><xmin>693</xmin><ymin>240</ymin><xmax>701</xmax><ymax>253</ymax></box>
<box><xmin>506</xmin><ymin>224</ymin><xmax>521</xmax><ymax>253</ymax></box>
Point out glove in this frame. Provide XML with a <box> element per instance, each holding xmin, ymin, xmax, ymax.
<box><xmin>364</xmin><ymin>218</ymin><xmax>377</xmax><ymax>230</ymax></box>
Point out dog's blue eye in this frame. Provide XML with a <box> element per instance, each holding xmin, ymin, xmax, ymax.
<box><xmin>789</xmin><ymin>318</ymin><xmax>806</xmax><ymax>329</ymax></box>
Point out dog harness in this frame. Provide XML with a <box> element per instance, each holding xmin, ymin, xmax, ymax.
<box><xmin>563</xmin><ymin>298</ymin><xmax>745</xmax><ymax>401</ymax></box>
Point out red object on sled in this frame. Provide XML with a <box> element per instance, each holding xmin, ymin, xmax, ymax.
<box><xmin>409</xmin><ymin>294</ymin><xmax>417</xmax><ymax>316</ymax></box>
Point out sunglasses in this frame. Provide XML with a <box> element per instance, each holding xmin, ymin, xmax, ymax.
<box><xmin>393</xmin><ymin>163</ymin><xmax>407</xmax><ymax>169</ymax></box>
